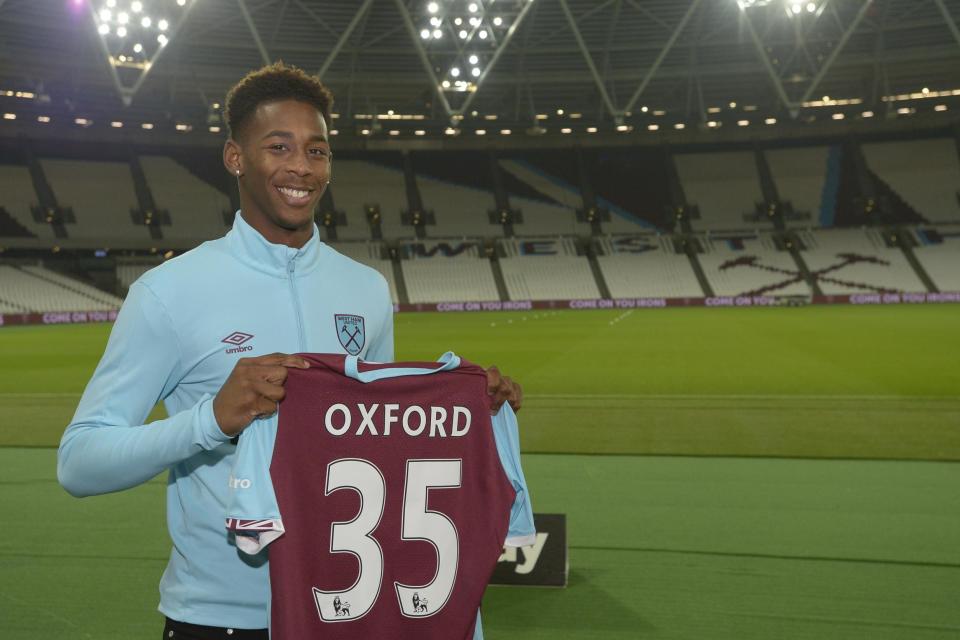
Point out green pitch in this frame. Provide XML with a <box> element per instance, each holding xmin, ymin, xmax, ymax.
<box><xmin>1</xmin><ymin>305</ymin><xmax>959</xmax><ymax>638</ymax></box>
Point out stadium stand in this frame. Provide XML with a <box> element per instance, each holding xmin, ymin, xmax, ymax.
<box><xmin>138</xmin><ymin>156</ymin><xmax>231</xmax><ymax>240</ymax></box>
<box><xmin>597</xmin><ymin>236</ymin><xmax>702</xmax><ymax>298</ymax></box>
<box><xmin>801</xmin><ymin>228</ymin><xmax>925</xmax><ymax>294</ymax></box>
<box><xmin>116</xmin><ymin>261</ymin><xmax>160</xmax><ymax>290</ymax></box>
<box><xmin>912</xmin><ymin>228</ymin><xmax>960</xmax><ymax>291</ymax></box>
<box><xmin>0</xmin><ymin>264</ymin><xmax>122</xmax><ymax>311</ymax></box>
<box><xmin>327</xmin><ymin>241</ymin><xmax>399</xmax><ymax>303</ymax></box>
<box><xmin>39</xmin><ymin>159</ymin><xmax>140</xmax><ymax>240</ymax></box>
<box><xmin>0</xmin><ymin>164</ymin><xmax>54</xmax><ymax>238</ymax></box>
<box><xmin>497</xmin><ymin>156</ymin><xmax>590</xmax><ymax>235</ymax></box>
<box><xmin>862</xmin><ymin>138</ymin><xmax>960</xmax><ymax>223</ymax></box>
<box><xmin>402</xmin><ymin>257</ymin><xmax>499</xmax><ymax>303</ymax></box>
<box><xmin>699</xmin><ymin>234</ymin><xmax>811</xmax><ymax>297</ymax></box>
<box><xmin>330</xmin><ymin>159</ymin><xmax>410</xmax><ymax>240</ymax></box>
<box><xmin>587</xmin><ymin>148</ymin><xmax>671</xmax><ymax>233</ymax></box>
<box><xmin>498</xmin><ymin>237</ymin><xmax>599</xmax><ymax>300</ymax></box>
<box><xmin>415</xmin><ymin>175</ymin><xmax>498</xmax><ymax>238</ymax></box>
<box><xmin>765</xmin><ymin>146</ymin><xmax>831</xmax><ymax>228</ymax></box>
<box><xmin>674</xmin><ymin>151</ymin><xmax>769</xmax><ymax>231</ymax></box>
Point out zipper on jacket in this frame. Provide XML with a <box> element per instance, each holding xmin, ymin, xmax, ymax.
<box><xmin>287</xmin><ymin>258</ymin><xmax>307</xmax><ymax>351</ymax></box>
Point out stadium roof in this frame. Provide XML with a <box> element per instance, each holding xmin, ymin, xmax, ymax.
<box><xmin>1</xmin><ymin>0</ymin><xmax>960</xmax><ymax>141</ymax></box>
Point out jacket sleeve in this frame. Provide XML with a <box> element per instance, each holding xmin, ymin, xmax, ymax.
<box><xmin>57</xmin><ymin>281</ymin><xmax>231</xmax><ymax>497</ymax></box>
<box><xmin>365</xmin><ymin>278</ymin><xmax>395</xmax><ymax>363</ymax></box>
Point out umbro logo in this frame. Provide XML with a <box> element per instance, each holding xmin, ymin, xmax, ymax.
<box><xmin>222</xmin><ymin>331</ymin><xmax>254</xmax><ymax>354</ymax></box>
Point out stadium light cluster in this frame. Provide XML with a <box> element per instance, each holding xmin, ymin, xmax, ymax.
<box><xmin>418</xmin><ymin>1</ymin><xmax>520</xmax><ymax>93</ymax></box>
<box><xmin>92</xmin><ymin>0</ymin><xmax>191</xmax><ymax>68</ymax></box>
<box><xmin>736</xmin><ymin>0</ymin><xmax>822</xmax><ymax>17</ymax></box>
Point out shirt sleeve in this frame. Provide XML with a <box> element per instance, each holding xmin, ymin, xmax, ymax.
<box><xmin>56</xmin><ymin>281</ymin><xmax>232</xmax><ymax>498</ymax></box>
<box><xmin>225</xmin><ymin>414</ymin><xmax>285</xmax><ymax>555</ymax></box>
<box><xmin>490</xmin><ymin>403</ymin><xmax>536</xmax><ymax>547</ymax></box>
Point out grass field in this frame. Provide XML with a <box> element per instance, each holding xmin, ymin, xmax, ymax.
<box><xmin>2</xmin><ymin>305</ymin><xmax>959</xmax><ymax>638</ymax></box>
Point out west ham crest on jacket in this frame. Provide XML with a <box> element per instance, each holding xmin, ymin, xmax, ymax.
<box><xmin>334</xmin><ymin>314</ymin><xmax>365</xmax><ymax>356</ymax></box>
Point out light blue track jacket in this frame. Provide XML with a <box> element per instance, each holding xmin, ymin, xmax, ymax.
<box><xmin>57</xmin><ymin>212</ymin><xmax>394</xmax><ymax>629</ymax></box>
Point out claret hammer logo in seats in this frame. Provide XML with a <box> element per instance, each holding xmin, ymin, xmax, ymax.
<box><xmin>222</xmin><ymin>331</ymin><xmax>255</xmax><ymax>354</ymax></box>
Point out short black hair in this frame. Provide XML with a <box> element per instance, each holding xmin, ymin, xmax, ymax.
<box><xmin>224</xmin><ymin>62</ymin><xmax>334</xmax><ymax>140</ymax></box>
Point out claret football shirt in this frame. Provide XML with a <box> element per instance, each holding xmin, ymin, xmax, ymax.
<box><xmin>226</xmin><ymin>352</ymin><xmax>535</xmax><ymax>639</ymax></box>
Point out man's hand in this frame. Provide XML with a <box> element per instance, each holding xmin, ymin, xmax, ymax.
<box><xmin>486</xmin><ymin>365</ymin><xmax>523</xmax><ymax>414</ymax></box>
<box><xmin>213</xmin><ymin>353</ymin><xmax>310</xmax><ymax>437</ymax></box>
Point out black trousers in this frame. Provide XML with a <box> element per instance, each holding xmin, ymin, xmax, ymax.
<box><xmin>163</xmin><ymin>617</ymin><xmax>268</xmax><ymax>640</ymax></box>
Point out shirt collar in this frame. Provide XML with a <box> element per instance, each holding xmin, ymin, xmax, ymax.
<box><xmin>226</xmin><ymin>210</ymin><xmax>324</xmax><ymax>277</ymax></box>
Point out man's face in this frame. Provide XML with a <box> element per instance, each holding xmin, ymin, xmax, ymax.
<box><xmin>234</xmin><ymin>99</ymin><xmax>331</xmax><ymax>242</ymax></box>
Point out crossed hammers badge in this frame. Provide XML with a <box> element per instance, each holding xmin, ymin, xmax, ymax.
<box><xmin>718</xmin><ymin>253</ymin><xmax>898</xmax><ymax>297</ymax></box>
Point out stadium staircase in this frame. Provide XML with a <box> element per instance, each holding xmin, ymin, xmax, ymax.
<box><xmin>584</xmin><ymin>242</ymin><xmax>612</xmax><ymax>299</ymax></box>
<box><xmin>488</xmin><ymin>243</ymin><xmax>510</xmax><ymax>301</ymax></box>
<box><xmin>129</xmin><ymin>154</ymin><xmax>164</xmax><ymax>240</ymax></box>
<box><xmin>678</xmin><ymin>236</ymin><xmax>714</xmax><ymax>297</ymax></box>
<box><xmin>388</xmin><ymin>245</ymin><xmax>410</xmax><ymax>304</ymax></box>
<box><xmin>888</xmin><ymin>228</ymin><xmax>938</xmax><ymax>293</ymax></box>
<box><xmin>24</xmin><ymin>150</ymin><xmax>70</xmax><ymax>239</ymax></box>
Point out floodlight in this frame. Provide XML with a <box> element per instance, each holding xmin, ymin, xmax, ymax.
<box><xmin>765</xmin><ymin>117</ymin><xmax>777</xmax><ymax>124</ymax></box>
<box><xmin>117</xmin><ymin>11</ymin><xmax>129</xmax><ymax>24</ymax></box>
<box><xmin>117</xmin><ymin>26</ymin><xmax>127</xmax><ymax>37</ymax></box>
<box><xmin>493</xmin><ymin>16</ymin><xmax>502</xmax><ymax>26</ymax></box>
<box><xmin>468</xmin><ymin>3</ymin><xmax>478</xmax><ymax>13</ymax></box>
<box><xmin>2</xmin><ymin>113</ymin><xmax>15</xmax><ymax>120</ymax></box>
<box><xmin>98</xmin><ymin>23</ymin><xmax>110</xmax><ymax>35</ymax></box>
<box><xmin>158</xmin><ymin>19</ymin><xmax>168</xmax><ymax>30</ymax></box>
<box><xmin>471</xmin><ymin>67</ymin><xmax>480</xmax><ymax>77</ymax></box>
<box><xmin>38</xmin><ymin>115</ymin><xmax>51</xmax><ymax>123</ymax></box>
<box><xmin>157</xmin><ymin>33</ymin><xmax>168</xmax><ymax>45</ymax></box>
<box><xmin>586</xmin><ymin>127</ymin><xmax>597</xmax><ymax>133</ymax></box>
<box><xmin>478</xmin><ymin>29</ymin><xmax>487</xmax><ymax>39</ymax></box>
<box><xmin>141</xmin><ymin>16</ymin><xmax>151</xmax><ymax>27</ymax></box>
<box><xmin>459</xmin><ymin>30</ymin><xmax>468</xmax><ymax>38</ymax></box>
<box><xmin>99</xmin><ymin>9</ymin><xmax>111</xmax><ymax>21</ymax></box>
<box><xmin>111</xmin><ymin>121</ymin><xmax>123</xmax><ymax>127</ymax></box>
<box><xmin>647</xmin><ymin>124</ymin><xmax>659</xmax><ymax>131</ymax></box>
<box><xmin>561</xmin><ymin>128</ymin><xmax>571</xmax><ymax>134</ymax></box>
<box><xmin>468</xmin><ymin>54</ymin><xmax>478</xmax><ymax>64</ymax></box>
<box><xmin>430</xmin><ymin>17</ymin><xmax>441</xmax><ymax>27</ymax></box>
<box><xmin>500</xmin><ymin>129</ymin><xmax>511</xmax><ymax>135</ymax></box>
<box><xmin>420</xmin><ymin>28</ymin><xmax>430</xmax><ymax>39</ymax></box>
<box><xmin>475</xmin><ymin>129</ymin><xmax>486</xmax><ymax>135</ymax></box>
<box><xmin>433</xmin><ymin>29</ymin><xmax>442</xmax><ymax>38</ymax></box>
<box><xmin>450</xmin><ymin>67</ymin><xmax>460</xmax><ymax>77</ymax></box>
<box><xmin>427</xmin><ymin>2</ymin><xmax>439</xmax><ymax>13</ymax></box>
<box><xmin>133</xmin><ymin>43</ymin><xmax>143</xmax><ymax>53</ymax></box>
<box><xmin>131</xmin><ymin>1</ymin><xmax>142</xmax><ymax>13</ymax></box>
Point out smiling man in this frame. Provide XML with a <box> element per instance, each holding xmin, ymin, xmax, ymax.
<box><xmin>57</xmin><ymin>62</ymin><xmax>522</xmax><ymax>640</ymax></box>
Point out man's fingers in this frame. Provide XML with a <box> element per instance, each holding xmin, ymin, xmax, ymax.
<box><xmin>257</xmin><ymin>365</ymin><xmax>291</xmax><ymax>385</ymax></box>
<box><xmin>486</xmin><ymin>366</ymin><xmax>502</xmax><ymax>396</ymax></box>
<box><xmin>252</xmin><ymin>380</ymin><xmax>286</xmax><ymax>403</ymax></box>
<box><xmin>245</xmin><ymin>353</ymin><xmax>311</xmax><ymax>369</ymax></box>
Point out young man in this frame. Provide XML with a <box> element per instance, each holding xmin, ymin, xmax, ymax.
<box><xmin>57</xmin><ymin>62</ymin><xmax>522</xmax><ymax>639</ymax></box>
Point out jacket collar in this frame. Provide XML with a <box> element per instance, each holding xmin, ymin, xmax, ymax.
<box><xmin>226</xmin><ymin>211</ymin><xmax>325</xmax><ymax>277</ymax></box>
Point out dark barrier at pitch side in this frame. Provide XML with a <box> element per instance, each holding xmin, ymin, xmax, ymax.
<box><xmin>490</xmin><ymin>513</ymin><xmax>567</xmax><ymax>588</ymax></box>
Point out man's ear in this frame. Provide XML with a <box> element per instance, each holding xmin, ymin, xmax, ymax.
<box><xmin>223</xmin><ymin>138</ymin><xmax>243</xmax><ymax>178</ymax></box>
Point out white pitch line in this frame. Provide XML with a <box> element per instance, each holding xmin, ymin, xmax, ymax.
<box><xmin>0</xmin><ymin>392</ymin><xmax>82</xmax><ymax>398</ymax></box>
